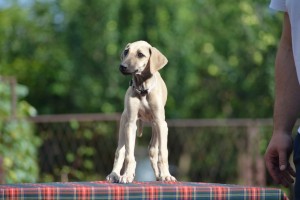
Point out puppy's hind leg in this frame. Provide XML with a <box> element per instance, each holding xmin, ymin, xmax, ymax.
<box><xmin>106</xmin><ymin>113</ymin><xmax>126</xmax><ymax>183</ymax></box>
<box><xmin>148</xmin><ymin>126</ymin><xmax>160</xmax><ymax>180</ymax></box>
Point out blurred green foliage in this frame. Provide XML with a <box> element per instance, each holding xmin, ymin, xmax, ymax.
<box><xmin>0</xmin><ymin>0</ymin><xmax>282</xmax><ymax>118</ymax></box>
<box><xmin>0</xmin><ymin>80</ymin><xmax>41</xmax><ymax>183</ymax></box>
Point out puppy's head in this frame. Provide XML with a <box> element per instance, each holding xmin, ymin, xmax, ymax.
<box><xmin>119</xmin><ymin>41</ymin><xmax>168</xmax><ymax>75</ymax></box>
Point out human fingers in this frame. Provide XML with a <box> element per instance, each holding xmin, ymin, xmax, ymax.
<box><xmin>265</xmin><ymin>154</ymin><xmax>281</xmax><ymax>184</ymax></box>
<box><xmin>287</xmin><ymin>165</ymin><xmax>296</xmax><ymax>177</ymax></box>
<box><xmin>277</xmin><ymin>165</ymin><xmax>295</xmax><ymax>187</ymax></box>
<box><xmin>278</xmin><ymin>151</ymin><xmax>288</xmax><ymax>171</ymax></box>
<box><xmin>278</xmin><ymin>170</ymin><xmax>294</xmax><ymax>187</ymax></box>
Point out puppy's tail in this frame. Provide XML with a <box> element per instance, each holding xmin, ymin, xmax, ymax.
<box><xmin>137</xmin><ymin>119</ymin><xmax>143</xmax><ymax>137</ymax></box>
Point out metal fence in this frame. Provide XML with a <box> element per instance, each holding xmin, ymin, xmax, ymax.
<box><xmin>0</xmin><ymin>76</ymin><xmax>296</xmax><ymax>198</ymax></box>
<box><xmin>30</xmin><ymin>114</ymin><xmax>278</xmax><ymax>187</ymax></box>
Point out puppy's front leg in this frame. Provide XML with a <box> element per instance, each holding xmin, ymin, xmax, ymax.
<box><xmin>119</xmin><ymin>118</ymin><xmax>137</xmax><ymax>183</ymax></box>
<box><xmin>106</xmin><ymin>113</ymin><xmax>127</xmax><ymax>183</ymax></box>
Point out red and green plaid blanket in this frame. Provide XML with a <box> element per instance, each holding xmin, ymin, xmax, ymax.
<box><xmin>0</xmin><ymin>181</ymin><xmax>288</xmax><ymax>200</ymax></box>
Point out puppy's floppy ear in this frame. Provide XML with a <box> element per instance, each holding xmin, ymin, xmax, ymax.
<box><xmin>149</xmin><ymin>47</ymin><xmax>168</xmax><ymax>74</ymax></box>
<box><xmin>120</xmin><ymin>43</ymin><xmax>131</xmax><ymax>61</ymax></box>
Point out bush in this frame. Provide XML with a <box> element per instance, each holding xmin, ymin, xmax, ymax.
<box><xmin>0</xmin><ymin>79</ymin><xmax>41</xmax><ymax>183</ymax></box>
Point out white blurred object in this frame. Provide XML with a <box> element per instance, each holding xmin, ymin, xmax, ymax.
<box><xmin>135</xmin><ymin>158</ymin><xmax>156</xmax><ymax>181</ymax></box>
<box><xmin>135</xmin><ymin>146</ymin><xmax>156</xmax><ymax>181</ymax></box>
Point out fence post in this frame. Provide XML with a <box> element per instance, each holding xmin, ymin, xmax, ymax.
<box><xmin>9</xmin><ymin>77</ymin><xmax>17</xmax><ymax>119</ymax></box>
<box><xmin>0</xmin><ymin>157</ymin><xmax>3</xmax><ymax>184</ymax></box>
<box><xmin>0</xmin><ymin>78</ymin><xmax>5</xmax><ymax>183</ymax></box>
<box><xmin>237</xmin><ymin>129</ymin><xmax>253</xmax><ymax>185</ymax></box>
<box><xmin>248</xmin><ymin>124</ymin><xmax>266</xmax><ymax>186</ymax></box>
<box><xmin>237</xmin><ymin>123</ymin><xmax>266</xmax><ymax>186</ymax></box>
<box><xmin>252</xmin><ymin>126</ymin><xmax>266</xmax><ymax>186</ymax></box>
<box><xmin>0</xmin><ymin>76</ymin><xmax>18</xmax><ymax>184</ymax></box>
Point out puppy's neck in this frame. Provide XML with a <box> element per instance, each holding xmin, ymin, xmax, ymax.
<box><xmin>132</xmin><ymin>71</ymin><xmax>154</xmax><ymax>86</ymax></box>
<box><xmin>131</xmin><ymin>73</ymin><xmax>157</xmax><ymax>95</ymax></box>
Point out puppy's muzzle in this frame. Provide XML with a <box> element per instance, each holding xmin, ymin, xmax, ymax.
<box><xmin>119</xmin><ymin>64</ymin><xmax>129</xmax><ymax>75</ymax></box>
<box><xmin>120</xmin><ymin>64</ymin><xmax>138</xmax><ymax>75</ymax></box>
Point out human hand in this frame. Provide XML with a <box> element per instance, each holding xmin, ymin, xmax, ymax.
<box><xmin>264</xmin><ymin>133</ymin><xmax>296</xmax><ymax>187</ymax></box>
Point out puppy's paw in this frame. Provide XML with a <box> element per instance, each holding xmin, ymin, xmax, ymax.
<box><xmin>106</xmin><ymin>172</ymin><xmax>120</xmax><ymax>183</ymax></box>
<box><xmin>119</xmin><ymin>174</ymin><xmax>135</xmax><ymax>184</ymax></box>
<box><xmin>158</xmin><ymin>175</ymin><xmax>176</xmax><ymax>182</ymax></box>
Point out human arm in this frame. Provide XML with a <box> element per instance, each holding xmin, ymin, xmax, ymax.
<box><xmin>264</xmin><ymin>13</ymin><xmax>300</xmax><ymax>187</ymax></box>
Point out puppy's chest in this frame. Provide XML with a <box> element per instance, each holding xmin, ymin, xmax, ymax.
<box><xmin>138</xmin><ymin>96</ymin><xmax>153</xmax><ymax>121</ymax></box>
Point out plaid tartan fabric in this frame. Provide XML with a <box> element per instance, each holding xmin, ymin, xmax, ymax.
<box><xmin>0</xmin><ymin>181</ymin><xmax>288</xmax><ymax>200</ymax></box>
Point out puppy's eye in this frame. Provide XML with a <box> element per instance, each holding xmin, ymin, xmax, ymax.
<box><xmin>137</xmin><ymin>52</ymin><xmax>144</xmax><ymax>58</ymax></box>
<box><xmin>124</xmin><ymin>49</ymin><xmax>129</xmax><ymax>56</ymax></box>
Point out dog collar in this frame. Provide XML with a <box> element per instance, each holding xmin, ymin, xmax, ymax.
<box><xmin>129</xmin><ymin>76</ymin><xmax>156</xmax><ymax>95</ymax></box>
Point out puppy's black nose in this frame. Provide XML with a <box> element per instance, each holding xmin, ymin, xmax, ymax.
<box><xmin>119</xmin><ymin>64</ymin><xmax>127</xmax><ymax>72</ymax></box>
